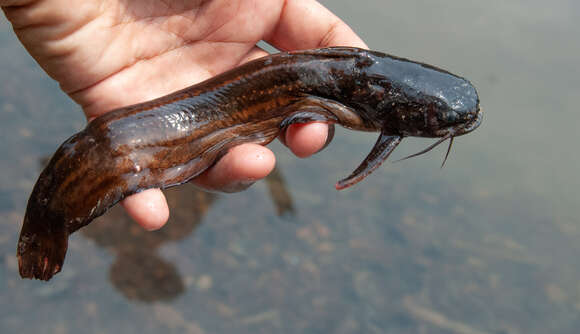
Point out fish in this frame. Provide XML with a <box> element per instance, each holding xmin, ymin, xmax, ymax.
<box><xmin>17</xmin><ymin>47</ymin><xmax>481</xmax><ymax>280</ymax></box>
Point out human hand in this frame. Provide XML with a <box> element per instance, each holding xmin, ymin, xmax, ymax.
<box><xmin>2</xmin><ymin>0</ymin><xmax>367</xmax><ymax>230</ymax></box>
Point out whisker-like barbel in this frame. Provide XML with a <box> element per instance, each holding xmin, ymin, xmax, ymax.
<box><xmin>441</xmin><ymin>136</ymin><xmax>455</xmax><ymax>168</ymax></box>
<box><xmin>394</xmin><ymin>132</ymin><xmax>454</xmax><ymax>163</ymax></box>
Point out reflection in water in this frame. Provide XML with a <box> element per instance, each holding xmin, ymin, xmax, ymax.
<box><xmin>82</xmin><ymin>187</ymin><xmax>215</xmax><ymax>302</ymax></box>
<box><xmin>264</xmin><ymin>166</ymin><xmax>295</xmax><ymax>217</ymax></box>
<box><xmin>77</xmin><ymin>166</ymin><xmax>294</xmax><ymax>302</ymax></box>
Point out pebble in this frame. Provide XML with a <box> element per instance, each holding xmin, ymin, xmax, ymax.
<box><xmin>196</xmin><ymin>274</ymin><xmax>213</xmax><ymax>291</ymax></box>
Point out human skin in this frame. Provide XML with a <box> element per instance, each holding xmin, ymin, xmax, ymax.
<box><xmin>1</xmin><ymin>0</ymin><xmax>367</xmax><ymax>230</ymax></box>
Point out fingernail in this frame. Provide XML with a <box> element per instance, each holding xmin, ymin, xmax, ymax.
<box><xmin>316</xmin><ymin>124</ymin><xmax>335</xmax><ymax>154</ymax></box>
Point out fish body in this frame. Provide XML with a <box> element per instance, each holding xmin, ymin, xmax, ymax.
<box><xmin>17</xmin><ymin>47</ymin><xmax>481</xmax><ymax>280</ymax></box>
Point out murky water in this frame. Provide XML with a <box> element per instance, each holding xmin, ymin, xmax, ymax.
<box><xmin>1</xmin><ymin>1</ymin><xmax>579</xmax><ymax>333</ymax></box>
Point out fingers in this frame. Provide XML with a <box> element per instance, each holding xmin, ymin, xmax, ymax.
<box><xmin>190</xmin><ymin>121</ymin><xmax>332</xmax><ymax>195</ymax></box>
<box><xmin>281</xmin><ymin>122</ymin><xmax>334</xmax><ymax>158</ymax></box>
<box><xmin>121</xmin><ymin>188</ymin><xmax>169</xmax><ymax>231</ymax></box>
<box><xmin>192</xmin><ymin>121</ymin><xmax>333</xmax><ymax>193</ymax></box>
<box><xmin>192</xmin><ymin>143</ymin><xmax>276</xmax><ymax>193</ymax></box>
<box><xmin>119</xmin><ymin>143</ymin><xmax>275</xmax><ymax>231</ymax></box>
<box><xmin>267</xmin><ymin>0</ymin><xmax>368</xmax><ymax>50</ymax></box>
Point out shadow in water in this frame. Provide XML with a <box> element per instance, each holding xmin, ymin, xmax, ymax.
<box><xmin>82</xmin><ymin>186</ymin><xmax>215</xmax><ymax>302</ymax></box>
<box><xmin>75</xmin><ymin>165</ymin><xmax>295</xmax><ymax>302</ymax></box>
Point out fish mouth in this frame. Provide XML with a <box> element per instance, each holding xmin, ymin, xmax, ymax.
<box><xmin>455</xmin><ymin>108</ymin><xmax>483</xmax><ymax>136</ymax></box>
<box><xmin>396</xmin><ymin>107</ymin><xmax>483</xmax><ymax>167</ymax></box>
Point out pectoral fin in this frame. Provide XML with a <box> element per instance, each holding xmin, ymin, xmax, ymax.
<box><xmin>280</xmin><ymin>96</ymin><xmax>367</xmax><ymax>130</ymax></box>
<box><xmin>335</xmin><ymin>130</ymin><xmax>402</xmax><ymax>190</ymax></box>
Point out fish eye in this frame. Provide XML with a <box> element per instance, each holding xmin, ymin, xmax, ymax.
<box><xmin>438</xmin><ymin>110</ymin><xmax>457</xmax><ymax>123</ymax></box>
<box><xmin>446</xmin><ymin>112</ymin><xmax>457</xmax><ymax>122</ymax></box>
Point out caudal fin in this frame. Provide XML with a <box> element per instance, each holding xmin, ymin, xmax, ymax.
<box><xmin>17</xmin><ymin>215</ymin><xmax>68</xmax><ymax>281</ymax></box>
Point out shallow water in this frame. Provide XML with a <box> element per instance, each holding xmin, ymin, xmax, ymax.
<box><xmin>1</xmin><ymin>1</ymin><xmax>579</xmax><ymax>333</ymax></box>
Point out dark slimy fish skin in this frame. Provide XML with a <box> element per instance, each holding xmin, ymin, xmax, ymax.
<box><xmin>17</xmin><ymin>47</ymin><xmax>482</xmax><ymax>280</ymax></box>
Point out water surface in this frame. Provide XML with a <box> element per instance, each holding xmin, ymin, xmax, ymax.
<box><xmin>1</xmin><ymin>1</ymin><xmax>579</xmax><ymax>333</ymax></box>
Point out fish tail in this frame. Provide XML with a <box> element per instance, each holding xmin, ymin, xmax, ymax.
<box><xmin>17</xmin><ymin>211</ymin><xmax>68</xmax><ymax>281</ymax></box>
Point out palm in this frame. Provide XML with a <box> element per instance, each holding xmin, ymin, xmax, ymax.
<box><xmin>7</xmin><ymin>1</ymin><xmax>290</xmax><ymax>117</ymax></box>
